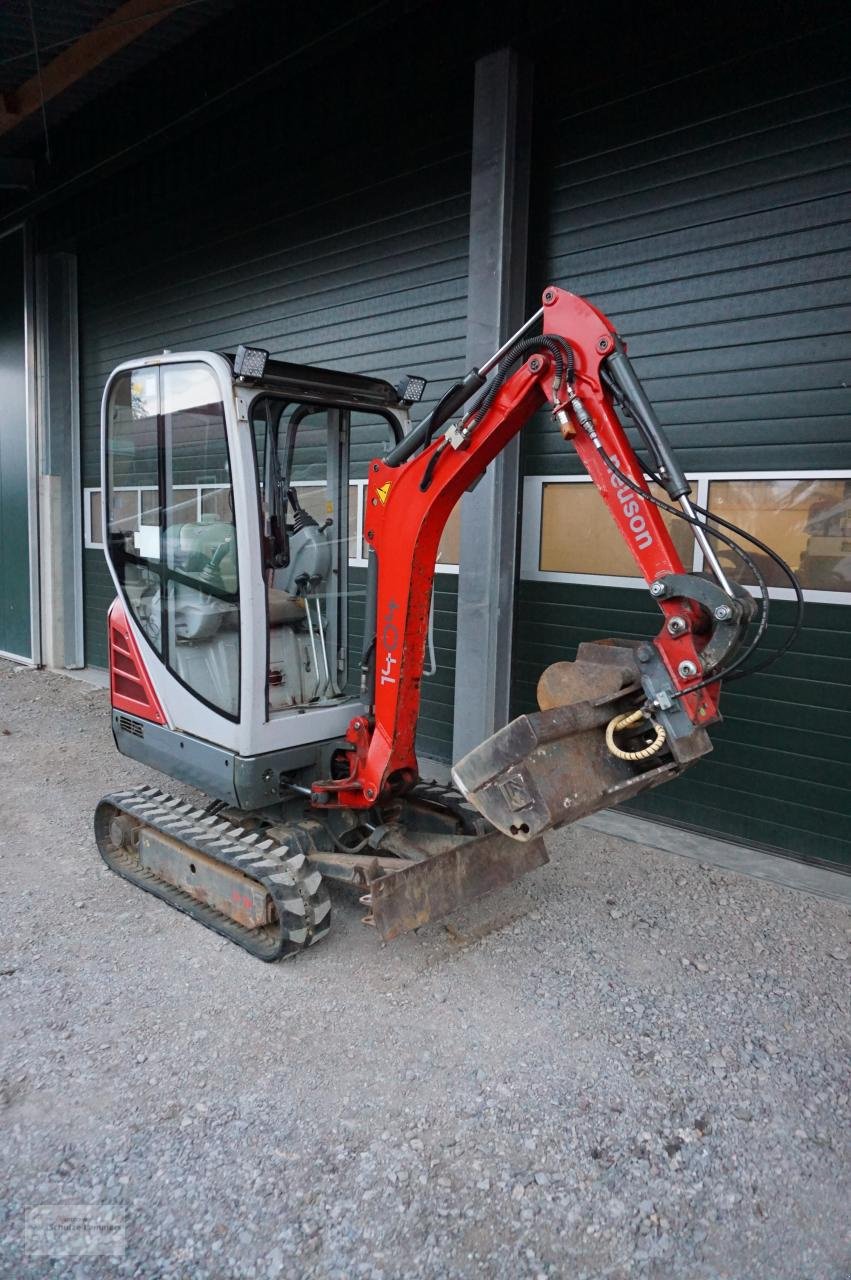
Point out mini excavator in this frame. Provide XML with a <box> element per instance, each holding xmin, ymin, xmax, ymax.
<box><xmin>95</xmin><ymin>286</ymin><xmax>797</xmax><ymax>959</ymax></box>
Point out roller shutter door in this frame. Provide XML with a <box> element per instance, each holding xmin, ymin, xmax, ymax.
<box><xmin>517</xmin><ymin>31</ymin><xmax>851</xmax><ymax>868</ymax></box>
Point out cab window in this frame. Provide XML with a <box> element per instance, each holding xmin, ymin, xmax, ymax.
<box><xmin>105</xmin><ymin>363</ymin><xmax>240</xmax><ymax>719</ymax></box>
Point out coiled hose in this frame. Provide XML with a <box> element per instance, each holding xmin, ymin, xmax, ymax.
<box><xmin>605</xmin><ymin>709</ymin><xmax>667</xmax><ymax>761</ymax></box>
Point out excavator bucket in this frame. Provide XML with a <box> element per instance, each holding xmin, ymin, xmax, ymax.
<box><xmin>451</xmin><ymin>642</ymin><xmax>712</xmax><ymax>841</ymax></box>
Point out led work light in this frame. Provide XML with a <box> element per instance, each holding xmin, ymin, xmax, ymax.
<box><xmin>233</xmin><ymin>344</ymin><xmax>269</xmax><ymax>379</ymax></box>
<box><xmin>395</xmin><ymin>373</ymin><xmax>427</xmax><ymax>405</ymax></box>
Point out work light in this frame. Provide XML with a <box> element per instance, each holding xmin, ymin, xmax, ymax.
<box><xmin>395</xmin><ymin>373</ymin><xmax>427</xmax><ymax>405</ymax></box>
<box><xmin>234</xmin><ymin>344</ymin><xmax>269</xmax><ymax>379</ymax></box>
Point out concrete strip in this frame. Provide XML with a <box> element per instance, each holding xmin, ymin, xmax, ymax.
<box><xmin>581</xmin><ymin>809</ymin><xmax>851</xmax><ymax>904</ymax></box>
<box><xmin>62</xmin><ymin>664</ymin><xmax>109</xmax><ymax>689</ymax></box>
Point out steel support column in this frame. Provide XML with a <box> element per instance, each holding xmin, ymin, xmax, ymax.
<box><xmin>452</xmin><ymin>48</ymin><xmax>532</xmax><ymax>761</ymax></box>
<box><xmin>36</xmin><ymin>251</ymin><xmax>84</xmax><ymax>668</ymax></box>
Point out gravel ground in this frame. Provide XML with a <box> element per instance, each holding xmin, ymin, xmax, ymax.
<box><xmin>1</xmin><ymin>659</ymin><xmax>849</xmax><ymax>1280</ymax></box>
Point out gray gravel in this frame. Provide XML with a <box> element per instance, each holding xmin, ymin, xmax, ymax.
<box><xmin>1</xmin><ymin>659</ymin><xmax>849</xmax><ymax>1279</ymax></box>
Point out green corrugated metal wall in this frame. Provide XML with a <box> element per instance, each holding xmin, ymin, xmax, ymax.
<box><xmin>60</xmin><ymin>54</ymin><xmax>471</xmax><ymax>763</ymax></box>
<box><xmin>32</xmin><ymin>6</ymin><xmax>851</xmax><ymax>855</ymax></box>
<box><xmin>0</xmin><ymin>229</ymin><xmax>32</xmax><ymax>660</ymax></box>
<box><xmin>517</xmin><ymin>31</ymin><xmax>851</xmax><ymax>868</ymax></box>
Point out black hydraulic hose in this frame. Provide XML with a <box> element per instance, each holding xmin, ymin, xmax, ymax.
<box><xmin>598</xmin><ymin>365</ymin><xmax>802</xmax><ymax>683</ymax></box>
<box><xmin>594</xmin><ymin>449</ymin><xmax>772</xmax><ymax>697</ymax></box>
<box><xmin>416</xmin><ymin>333</ymin><xmax>575</xmax><ymax>492</ymax></box>
<box><xmin>320</xmin><ymin>822</ymin><xmax>373</xmax><ymax>854</ymax></box>
<box><xmin>676</xmin><ymin>492</ymin><xmax>804</xmax><ymax>681</ymax></box>
<box><xmin>384</xmin><ymin>369</ymin><xmax>487</xmax><ymax>467</ymax></box>
<box><xmin>636</xmin><ymin>463</ymin><xmax>804</xmax><ymax>680</ymax></box>
<box><xmin>391</xmin><ymin>330</ymin><xmax>575</xmax><ymax>468</ymax></box>
<box><xmin>464</xmin><ymin>334</ymin><xmax>574</xmax><ymax>434</ymax></box>
<box><xmin>419</xmin><ymin>440</ymin><xmax>448</xmax><ymax>492</ymax></box>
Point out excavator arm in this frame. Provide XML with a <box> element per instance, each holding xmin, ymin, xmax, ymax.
<box><xmin>311</xmin><ymin>286</ymin><xmax>756</xmax><ymax>830</ymax></box>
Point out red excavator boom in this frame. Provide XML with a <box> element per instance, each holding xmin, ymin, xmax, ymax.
<box><xmin>310</xmin><ymin>286</ymin><xmax>751</xmax><ymax>828</ymax></box>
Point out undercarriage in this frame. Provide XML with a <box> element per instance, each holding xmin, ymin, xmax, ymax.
<box><xmin>96</xmin><ymin>780</ymin><xmax>548</xmax><ymax>956</ymax></box>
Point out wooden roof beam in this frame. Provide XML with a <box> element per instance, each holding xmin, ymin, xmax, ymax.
<box><xmin>0</xmin><ymin>0</ymin><xmax>179</xmax><ymax>137</ymax></box>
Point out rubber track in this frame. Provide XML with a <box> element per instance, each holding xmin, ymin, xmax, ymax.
<box><xmin>95</xmin><ymin>785</ymin><xmax>330</xmax><ymax>962</ymax></box>
<box><xmin>407</xmin><ymin>781</ymin><xmax>488</xmax><ymax>835</ymax></box>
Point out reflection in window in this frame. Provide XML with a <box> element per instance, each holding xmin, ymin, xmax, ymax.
<box><xmin>106</xmin><ymin>370</ymin><xmax>161</xmax><ymax>652</ymax></box>
<box><xmin>105</xmin><ymin>363</ymin><xmax>240</xmax><ymax>718</ymax></box>
<box><xmin>89</xmin><ymin>489</ymin><xmax>103</xmax><ymax>543</ymax></box>
<box><xmin>200</xmin><ymin>486</ymin><xmax>232</xmax><ymax>522</ymax></box>
<box><xmin>141</xmin><ymin>488</ymin><xmax>159</xmax><ymax>525</ymax></box>
<box><xmin>161</xmin><ymin>364</ymin><xmax>239</xmax><ymax>716</ymax></box>
<box><xmin>539</xmin><ymin>481</ymin><xmax>693</xmax><ymax>576</ymax></box>
<box><xmin>708</xmin><ymin>478</ymin><xmax>851</xmax><ymax>593</ymax></box>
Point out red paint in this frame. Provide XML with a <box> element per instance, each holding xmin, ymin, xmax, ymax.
<box><xmin>108</xmin><ymin>598</ymin><xmax>166</xmax><ymax>724</ymax></box>
<box><xmin>312</xmin><ymin>287</ymin><xmax>721</xmax><ymax>810</ymax></box>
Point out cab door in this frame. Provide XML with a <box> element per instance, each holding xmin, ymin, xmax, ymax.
<box><xmin>103</xmin><ymin>355</ymin><xmax>250</xmax><ymax>748</ymax></box>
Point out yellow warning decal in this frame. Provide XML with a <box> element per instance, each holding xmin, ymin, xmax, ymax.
<box><xmin>376</xmin><ymin>482</ymin><xmax>392</xmax><ymax>505</ymax></box>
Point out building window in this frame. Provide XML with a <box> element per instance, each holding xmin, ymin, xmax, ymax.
<box><xmin>343</xmin><ymin>480</ymin><xmax>460</xmax><ymax>572</ymax></box>
<box><xmin>707</xmin><ymin>478</ymin><xmax>851</xmax><ymax>593</ymax></box>
<box><xmin>521</xmin><ymin>472</ymin><xmax>851</xmax><ymax>603</ymax></box>
<box><xmin>539</xmin><ymin>480</ymin><xmax>692</xmax><ymax>577</ymax></box>
<box><xmin>88</xmin><ymin>478</ymin><xmax>462</xmax><ymax>572</ymax></box>
<box><xmin>88</xmin><ymin>489</ymin><xmax>102</xmax><ymax>544</ymax></box>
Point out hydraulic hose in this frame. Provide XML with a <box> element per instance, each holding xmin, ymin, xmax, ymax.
<box><xmin>605</xmin><ymin>709</ymin><xmax>667</xmax><ymax>760</ymax></box>
<box><xmin>591</xmin><ymin>446</ymin><xmax>772</xmax><ymax>696</ymax></box>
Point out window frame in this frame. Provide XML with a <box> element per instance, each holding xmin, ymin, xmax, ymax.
<box><xmin>521</xmin><ymin>469</ymin><xmax>851</xmax><ymax>605</ymax></box>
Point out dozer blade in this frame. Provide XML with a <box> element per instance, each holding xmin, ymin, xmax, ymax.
<box><xmin>451</xmin><ymin>642</ymin><xmax>711</xmax><ymax>842</ymax></box>
<box><xmin>368</xmin><ymin>829</ymin><xmax>549</xmax><ymax>941</ymax></box>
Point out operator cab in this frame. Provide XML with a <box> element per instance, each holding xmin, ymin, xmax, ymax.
<box><xmin>101</xmin><ymin>347</ymin><xmax>411</xmax><ymax>799</ymax></box>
